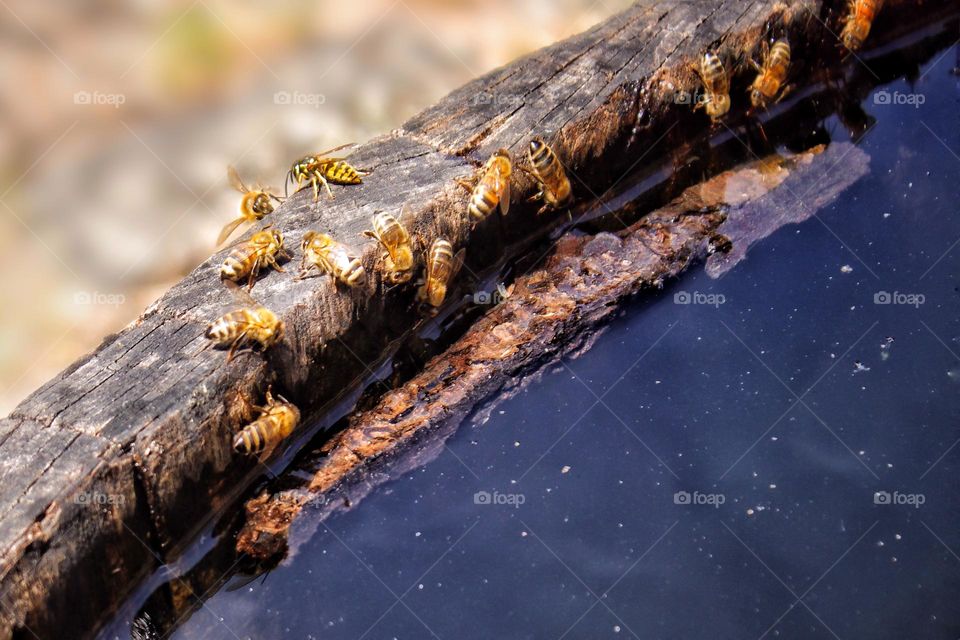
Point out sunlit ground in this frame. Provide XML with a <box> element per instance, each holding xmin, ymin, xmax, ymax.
<box><xmin>0</xmin><ymin>0</ymin><xmax>634</xmax><ymax>414</ymax></box>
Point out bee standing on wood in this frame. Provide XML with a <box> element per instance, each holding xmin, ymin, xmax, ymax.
<box><xmin>220</xmin><ymin>227</ymin><xmax>291</xmax><ymax>290</ymax></box>
<box><xmin>456</xmin><ymin>149</ymin><xmax>512</xmax><ymax>222</ymax></box>
<box><xmin>298</xmin><ymin>231</ymin><xmax>367</xmax><ymax>288</ymax></box>
<box><xmin>841</xmin><ymin>0</ymin><xmax>883</xmax><ymax>52</ymax></box>
<box><xmin>232</xmin><ymin>387</ymin><xmax>300</xmax><ymax>456</ymax></box>
<box><xmin>218</xmin><ymin>166</ymin><xmax>282</xmax><ymax>246</ymax></box>
<box><xmin>749</xmin><ymin>40</ymin><xmax>791</xmax><ymax>109</ymax></box>
<box><xmin>692</xmin><ymin>51</ymin><xmax>730</xmax><ymax>122</ymax></box>
<box><xmin>286</xmin><ymin>143</ymin><xmax>369</xmax><ymax>201</ymax></box>
<box><xmin>417</xmin><ymin>238</ymin><xmax>464</xmax><ymax>308</ymax></box>
<box><xmin>362</xmin><ymin>209</ymin><xmax>416</xmax><ymax>285</ymax></box>
<box><xmin>206</xmin><ymin>306</ymin><xmax>284</xmax><ymax>362</ymax></box>
<box><xmin>522</xmin><ymin>137</ymin><xmax>573</xmax><ymax>214</ymax></box>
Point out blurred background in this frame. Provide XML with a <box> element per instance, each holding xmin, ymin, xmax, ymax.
<box><xmin>0</xmin><ymin>0</ymin><xmax>633</xmax><ymax>415</ymax></box>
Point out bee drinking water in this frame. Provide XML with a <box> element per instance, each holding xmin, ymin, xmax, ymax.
<box><xmin>232</xmin><ymin>387</ymin><xmax>300</xmax><ymax>456</ymax></box>
<box><xmin>457</xmin><ymin>149</ymin><xmax>512</xmax><ymax>222</ymax></box>
<box><xmin>220</xmin><ymin>227</ymin><xmax>291</xmax><ymax>290</ymax></box>
<box><xmin>841</xmin><ymin>0</ymin><xmax>883</xmax><ymax>52</ymax></box>
<box><xmin>749</xmin><ymin>39</ymin><xmax>791</xmax><ymax>109</ymax></box>
<box><xmin>205</xmin><ymin>306</ymin><xmax>283</xmax><ymax>362</ymax></box>
<box><xmin>417</xmin><ymin>238</ymin><xmax>464</xmax><ymax>308</ymax></box>
<box><xmin>362</xmin><ymin>210</ymin><xmax>415</xmax><ymax>285</ymax></box>
<box><xmin>298</xmin><ymin>231</ymin><xmax>367</xmax><ymax>288</ymax></box>
<box><xmin>523</xmin><ymin>137</ymin><xmax>572</xmax><ymax>214</ymax></box>
<box><xmin>692</xmin><ymin>51</ymin><xmax>730</xmax><ymax>121</ymax></box>
<box><xmin>218</xmin><ymin>166</ymin><xmax>282</xmax><ymax>246</ymax></box>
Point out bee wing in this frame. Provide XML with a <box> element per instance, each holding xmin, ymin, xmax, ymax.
<box><xmin>398</xmin><ymin>205</ymin><xmax>417</xmax><ymax>230</ymax></box>
<box><xmin>227</xmin><ymin>165</ymin><xmax>248</xmax><ymax>193</ymax></box>
<box><xmin>450</xmin><ymin>248</ymin><xmax>466</xmax><ymax>282</ymax></box>
<box><xmin>217</xmin><ymin>217</ymin><xmax>249</xmax><ymax>247</ymax></box>
<box><xmin>499</xmin><ymin>177</ymin><xmax>511</xmax><ymax>216</ymax></box>
<box><xmin>224</xmin><ymin>280</ymin><xmax>261</xmax><ymax>308</ymax></box>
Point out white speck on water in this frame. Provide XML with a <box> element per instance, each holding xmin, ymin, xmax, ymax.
<box><xmin>418</xmin><ymin>584</ymin><xmax>424</xmax><ymax>590</ymax></box>
<box><xmin>769</xmin><ymin>484</ymin><xmax>777</xmax><ymax>489</ymax></box>
<box><xmin>415</xmin><ymin>531</ymin><xmax>422</xmax><ymax>537</ymax></box>
<box><xmin>614</xmin><ymin>626</ymin><xmax>621</xmax><ymax>633</ymax></box>
<box><xmin>514</xmin><ymin>441</ymin><xmax>520</xmax><ymax>447</ymax></box>
<box><xmin>746</xmin><ymin>508</ymin><xmax>755</xmax><ymax>516</ymax></box>
<box><xmin>877</xmin><ymin>540</ymin><xmax>885</xmax><ymax>547</ymax></box>
<box><xmin>859</xmin><ymin>450</ymin><xmax>866</xmax><ymax>456</ymax></box>
<box><xmin>521</xmin><ymin>531</ymin><xmax>528</xmax><ymax>537</ymax></box>
<box><xmin>840</xmin><ymin>265</ymin><xmax>853</xmax><ymax>273</ymax></box>
<box><xmin>853</xmin><ymin>361</ymin><xmax>870</xmax><ymax>373</ymax></box>
<box><xmin>883</xmin><ymin>212</ymin><xmax>891</xmax><ymax>218</ymax></box>
<box><xmin>895</xmin><ymin>533</ymin><xmax>902</xmax><ymax>540</ymax></box>
<box><xmin>561</xmin><ymin>465</ymin><xmax>571</xmax><ymax>474</ymax></box>
<box><xmin>770</xmin><ymin>436</ymin><xmax>779</xmax><ymax>441</ymax></box>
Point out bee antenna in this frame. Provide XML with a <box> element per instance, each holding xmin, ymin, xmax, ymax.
<box><xmin>284</xmin><ymin>171</ymin><xmax>291</xmax><ymax>197</ymax></box>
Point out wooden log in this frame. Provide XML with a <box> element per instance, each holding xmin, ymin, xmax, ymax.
<box><xmin>0</xmin><ymin>0</ymin><xmax>952</xmax><ymax>637</ymax></box>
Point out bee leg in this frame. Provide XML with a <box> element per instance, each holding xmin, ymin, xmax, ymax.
<box><xmin>226</xmin><ymin>333</ymin><xmax>248</xmax><ymax>362</ymax></box>
<box><xmin>455</xmin><ymin>177</ymin><xmax>477</xmax><ymax>192</ymax></box>
<box><xmin>536</xmin><ymin>203</ymin><xmax>552</xmax><ymax>216</ymax></box>
<box><xmin>269</xmin><ymin>256</ymin><xmax>286</xmax><ymax>273</ymax></box>
<box><xmin>311</xmin><ymin>177</ymin><xmax>320</xmax><ymax>202</ymax></box>
<box><xmin>526</xmin><ymin>188</ymin><xmax>545</xmax><ymax>203</ymax></box>
<box><xmin>775</xmin><ymin>84</ymin><xmax>794</xmax><ymax>104</ymax></box>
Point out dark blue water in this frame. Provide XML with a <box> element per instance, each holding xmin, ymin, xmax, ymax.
<box><xmin>169</xmin><ymin>48</ymin><xmax>960</xmax><ymax>640</ymax></box>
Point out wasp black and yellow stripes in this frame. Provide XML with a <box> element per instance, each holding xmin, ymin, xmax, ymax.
<box><xmin>232</xmin><ymin>387</ymin><xmax>300</xmax><ymax>455</ymax></box>
<box><xmin>298</xmin><ymin>231</ymin><xmax>367</xmax><ymax>287</ymax></box>
<box><xmin>457</xmin><ymin>149</ymin><xmax>512</xmax><ymax>222</ymax></box>
<box><xmin>417</xmin><ymin>238</ymin><xmax>464</xmax><ymax>308</ymax></box>
<box><xmin>286</xmin><ymin>143</ymin><xmax>369</xmax><ymax>201</ymax></box>
<box><xmin>205</xmin><ymin>306</ymin><xmax>284</xmax><ymax>361</ymax></box>
<box><xmin>525</xmin><ymin>137</ymin><xmax>572</xmax><ymax>214</ymax></box>
<box><xmin>220</xmin><ymin>228</ymin><xmax>290</xmax><ymax>290</ymax></box>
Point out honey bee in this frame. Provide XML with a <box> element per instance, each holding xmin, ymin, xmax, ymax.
<box><xmin>362</xmin><ymin>209</ymin><xmax>415</xmax><ymax>285</ymax></box>
<box><xmin>691</xmin><ymin>52</ymin><xmax>730</xmax><ymax>121</ymax></box>
<box><xmin>286</xmin><ymin>143</ymin><xmax>369</xmax><ymax>201</ymax></box>
<box><xmin>232</xmin><ymin>386</ymin><xmax>300</xmax><ymax>456</ymax></box>
<box><xmin>218</xmin><ymin>166</ymin><xmax>282</xmax><ymax>246</ymax></box>
<box><xmin>417</xmin><ymin>238</ymin><xmax>464</xmax><ymax>308</ymax></box>
<box><xmin>206</xmin><ymin>306</ymin><xmax>283</xmax><ymax>361</ymax></box>
<box><xmin>220</xmin><ymin>227</ymin><xmax>291</xmax><ymax>289</ymax></box>
<box><xmin>523</xmin><ymin>137</ymin><xmax>573</xmax><ymax>214</ymax></box>
<box><xmin>298</xmin><ymin>231</ymin><xmax>367</xmax><ymax>287</ymax></box>
<box><xmin>456</xmin><ymin>149</ymin><xmax>512</xmax><ymax>222</ymax></box>
<box><xmin>841</xmin><ymin>0</ymin><xmax>883</xmax><ymax>51</ymax></box>
<box><xmin>749</xmin><ymin>40</ymin><xmax>791</xmax><ymax>109</ymax></box>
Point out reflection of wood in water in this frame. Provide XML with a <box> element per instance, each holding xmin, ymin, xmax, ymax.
<box><xmin>706</xmin><ymin>143</ymin><xmax>869</xmax><ymax>279</ymax></box>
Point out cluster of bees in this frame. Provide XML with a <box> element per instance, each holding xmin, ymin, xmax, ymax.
<box><xmin>205</xmin><ymin>136</ymin><xmax>572</xmax><ymax>456</ymax></box>
<box><xmin>690</xmin><ymin>0</ymin><xmax>882</xmax><ymax>121</ymax></box>
<box><xmin>206</xmin><ymin>0</ymin><xmax>881</xmax><ymax>458</ymax></box>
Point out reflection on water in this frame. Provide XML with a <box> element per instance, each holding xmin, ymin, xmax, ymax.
<box><xmin>106</xmin><ymin>41</ymin><xmax>960</xmax><ymax>640</ymax></box>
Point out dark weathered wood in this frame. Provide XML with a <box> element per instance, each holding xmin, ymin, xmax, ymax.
<box><xmin>0</xmin><ymin>0</ymin><xmax>949</xmax><ymax>636</ymax></box>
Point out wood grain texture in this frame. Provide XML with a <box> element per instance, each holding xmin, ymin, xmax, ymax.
<box><xmin>0</xmin><ymin>0</ymin><xmax>942</xmax><ymax>636</ymax></box>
